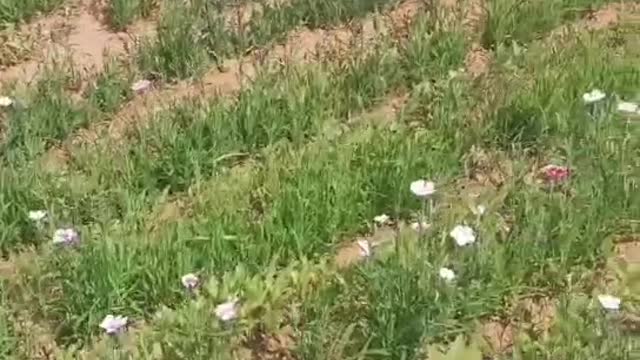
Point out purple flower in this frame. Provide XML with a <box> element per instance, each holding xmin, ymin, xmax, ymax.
<box><xmin>99</xmin><ymin>315</ymin><xmax>128</xmax><ymax>335</ymax></box>
<box><xmin>53</xmin><ymin>228</ymin><xmax>79</xmax><ymax>246</ymax></box>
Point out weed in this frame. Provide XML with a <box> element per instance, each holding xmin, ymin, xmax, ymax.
<box><xmin>108</xmin><ymin>0</ymin><xmax>155</xmax><ymax>30</ymax></box>
<box><xmin>0</xmin><ymin>0</ymin><xmax>64</xmax><ymax>26</ymax></box>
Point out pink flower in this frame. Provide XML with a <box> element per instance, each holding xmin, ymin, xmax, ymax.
<box><xmin>541</xmin><ymin>164</ymin><xmax>571</xmax><ymax>184</ymax></box>
<box><xmin>53</xmin><ymin>228</ymin><xmax>80</xmax><ymax>246</ymax></box>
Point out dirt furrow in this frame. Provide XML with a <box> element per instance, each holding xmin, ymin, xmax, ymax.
<box><xmin>0</xmin><ymin>0</ymin><xmax>155</xmax><ymax>89</ymax></box>
<box><xmin>67</xmin><ymin>0</ymin><xmax>423</xmax><ymax>148</ymax></box>
<box><xmin>543</xmin><ymin>2</ymin><xmax>640</xmax><ymax>45</ymax></box>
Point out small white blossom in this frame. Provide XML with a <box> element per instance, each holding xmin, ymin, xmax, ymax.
<box><xmin>617</xmin><ymin>101</ymin><xmax>638</xmax><ymax>113</ymax></box>
<box><xmin>131</xmin><ymin>79</ymin><xmax>152</xmax><ymax>94</ymax></box>
<box><xmin>52</xmin><ymin>228</ymin><xmax>79</xmax><ymax>245</ymax></box>
<box><xmin>28</xmin><ymin>210</ymin><xmax>47</xmax><ymax>222</ymax></box>
<box><xmin>582</xmin><ymin>89</ymin><xmax>606</xmax><ymax>104</ymax></box>
<box><xmin>439</xmin><ymin>267</ymin><xmax>456</xmax><ymax>281</ymax></box>
<box><xmin>410</xmin><ymin>221</ymin><xmax>430</xmax><ymax>231</ymax></box>
<box><xmin>356</xmin><ymin>239</ymin><xmax>371</xmax><ymax>257</ymax></box>
<box><xmin>472</xmin><ymin>204</ymin><xmax>487</xmax><ymax>216</ymax></box>
<box><xmin>99</xmin><ymin>315</ymin><xmax>128</xmax><ymax>334</ymax></box>
<box><xmin>410</xmin><ymin>180</ymin><xmax>436</xmax><ymax>197</ymax></box>
<box><xmin>215</xmin><ymin>298</ymin><xmax>239</xmax><ymax>321</ymax></box>
<box><xmin>449</xmin><ymin>225</ymin><xmax>476</xmax><ymax>246</ymax></box>
<box><xmin>0</xmin><ymin>96</ymin><xmax>13</xmax><ymax>107</ymax></box>
<box><xmin>373</xmin><ymin>214</ymin><xmax>390</xmax><ymax>225</ymax></box>
<box><xmin>181</xmin><ymin>273</ymin><xmax>199</xmax><ymax>290</ymax></box>
<box><xmin>597</xmin><ymin>294</ymin><xmax>621</xmax><ymax>311</ymax></box>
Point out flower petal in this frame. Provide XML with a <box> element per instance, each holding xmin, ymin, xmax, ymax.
<box><xmin>439</xmin><ymin>267</ymin><xmax>456</xmax><ymax>281</ymax></box>
<box><xmin>597</xmin><ymin>294</ymin><xmax>621</xmax><ymax>310</ymax></box>
<box><xmin>410</xmin><ymin>180</ymin><xmax>436</xmax><ymax>197</ymax></box>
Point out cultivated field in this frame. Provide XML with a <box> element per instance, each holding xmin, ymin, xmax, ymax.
<box><xmin>1</xmin><ymin>0</ymin><xmax>639</xmax><ymax>358</ymax></box>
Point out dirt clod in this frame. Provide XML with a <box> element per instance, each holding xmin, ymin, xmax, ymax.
<box><xmin>480</xmin><ymin>320</ymin><xmax>515</xmax><ymax>354</ymax></box>
<box><xmin>586</xmin><ymin>7</ymin><xmax>619</xmax><ymax>30</ymax></box>
<box><xmin>464</xmin><ymin>44</ymin><xmax>491</xmax><ymax>78</ymax></box>
<box><xmin>614</xmin><ymin>238</ymin><xmax>640</xmax><ymax>264</ymax></box>
<box><xmin>244</xmin><ymin>326</ymin><xmax>297</xmax><ymax>360</ymax></box>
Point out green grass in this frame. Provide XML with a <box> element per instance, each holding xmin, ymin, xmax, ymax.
<box><xmin>481</xmin><ymin>0</ymin><xmax>626</xmax><ymax>49</ymax></box>
<box><xmin>107</xmin><ymin>0</ymin><xmax>155</xmax><ymax>30</ymax></box>
<box><xmin>0</xmin><ymin>0</ymin><xmax>64</xmax><ymax>27</ymax></box>
<box><xmin>136</xmin><ymin>0</ymin><xmax>402</xmax><ymax>79</ymax></box>
<box><xmin>0</xmin><ymin>286</ymin><xmax>15</xmax><ymax>360</ymax></box>
<box><xmin>0</xmin><ymin>60</ymin><xmax>134</xmax><ymax>166</ymax></box>
<box><xmin>2</xmin><ymin>12</ymin><xmax>468</xmax><ymax>345</ymax></box>
<box><xmin>1</xmin><ymin>0</ymin><xmax>640</xmax><ymax>358</ymax></box>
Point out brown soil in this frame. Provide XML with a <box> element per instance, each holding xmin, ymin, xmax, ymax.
<box><xmin>464</xmin><ymin>145</ymin><xmax>513</xmax><ymax>189</ymax></box>
<box><xmin>0</xmin><ymin>0</ymin><xmax>155</xmax><ymax>89</ymax></box>
<box><xmin>463</xmin><ymin>0</ymin><xmax>487</xmax><ymax>36</ymax></box>
<box><xmin>146</xmin><ymin>197</ymin><xmax>192</xmax><ymax>233</ymax></box>
<box><xmin>480</xmin><ymin>296</ymin><xmax>557</xmax><ymax>356</ymax></box>
<box><xmin>480</xmin><ymin>320</ymin><xmax>515</xmax><ymax>354</ymax></box>
<box><xmin>614</xmin><ymin>238</ymin><xmax>640</xmax><ymax>264</ymax></box>
<box><xmin>242</xmin><ymin>326</ymin><xmax>297</xmax><ymax>360</ymax></box>
<box><xmin>334</xmin><ymin>226</ymin><xmax>397</xmax><ymax>269</ymax></box>
<box><xmin>464</xmin><ymin>44</ymin><xmax>491</xmax><ymax>78</ymax></box>
<box><xmin>11</xmin><ymin>310</ymin><xmax>60</xmax><ymax>360</ymax></box>
<box><xmin>66</xmin><ymin>0</ymin><xmax>423</xmax><ymax>149</ymax></box>
<box><xmin>545</xmin><ymin>2</ymin><xmax>640</xmax><ymax>45</ymax></box>
<box><xmin>0</xmin><ymin>10</ymin><xmax>70</xmax><ymax>70</ymax></box>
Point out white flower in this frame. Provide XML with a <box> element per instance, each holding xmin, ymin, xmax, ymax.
<box><xmin>356</xmin><ymin>239</ymin><xmax>371</xmax><ymax>257</ymax></box>
<box><xmin>181</xmin><ymin>273</ymin><xmax>199</xmax><ymax>290</ymax></box>
<box><xmin>617</xmin><ymin>101</ymin><xmax>638</xmax><ymax>113</ymax></box>
<box><xmin>410</xmin><ymin>221</ymin><xmax>431</xmax><ymax>231</ymax></box>
<box><xmin>439</xmin><ymin>267</ymin><xmax>456</xmax><ymax>281</ymax></box>
<box><xmin>472</xmin><ymin>204</ymin><xmax>487</xmax><ymax>216</ymax></box>
<box><xmin>131</xmin><ymin>79</ymin><xmax>152</xmax><ymax>93</ymax></box>
<box><xmin>582</xmin><ymin>89</ymin><xmax>606</xmax><ymax>104</ymax></box>
<box><xmin>52</xmin><ymin>228</ymin><xmax>79</xmax><ymax>245</ymax></box>
<box><xmin>99</xmin><ymin>314</ymin><xmax>128</xmax><ymax>334</ymax></box>
<box><xmin>0</xmin><ymin>96</ymin><xmax>13</xmax><ymax>107</ymax></box>
<box><xmin>373</xmin><ymin>214</ymin><xmax>390</xmax><ymax>225</ymax></box>
<box><xmin>410</xmin><ymin>180</ymin><xmax>436</xmax><ymax>197</ymax></box>
<box><xmin>449</xmin><ymin>225</ymin><xmax>476</xmax><ymax>246</ymax></box>
<box><xmin>28</xmin><ymin>210</ymin><xmax>47</xmax><ymax>222</ymax></box>
<box><xmin>597</xmin><ymin>294</ymin><xmax>621</xmax><ymax>311</ymax></box>
<box><xmin>215</xmin><ymin>298</ymin><xmax>239</xmax><ymax>321</ymax></box>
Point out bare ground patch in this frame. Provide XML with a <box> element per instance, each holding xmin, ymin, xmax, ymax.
<box><xmin>479</xmin><ymin>296</ymin><xmax>557</xmax><ymax>356</ymax></box>
<box><xmin>462</xmin><ymin>0</ymin><xmax>491</xmax><ymax>78</ymax></box>
<box><xmin>541</xmin><ymin>2</ymin><xmax>640</xmax><ymax>47</ymax></box>
<box><xmin>0</xmin><ymin>9</ymin><xmax>71</xmax><ymax>70</ymax></box>
<box><xmin>0</xmin><ymin>0</ymin><xmax>155</xmax><ymax>89</ymax></box>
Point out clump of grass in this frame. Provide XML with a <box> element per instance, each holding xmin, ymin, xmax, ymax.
<box><xmin>0</xmin><ymin>289</ymin><xmax>16</xmax><ymax>359</ymax></box>
<box><xmin>136</xmin><ymin>2</ymin><xmax>209</xmax><ymax>80</ymax></box>
<box><xmin>136</xmin><ymin>0</ymin><xmax>403</xmax><ymax>80</ymax></box>
<box><xmin>86</xmin><ymin>59</ymin><xmax>134</xmax><ymax>113</ymax></box>
<box><xmin>0</xmin><ymin>24</ymin><xmax>37</xmax><ymax>67</ymax></box>
<box><xmin>0</xmin><ymin>66</ymin><xmax>88</xmax><ymax>164</ymax></box>
<box><xmin>0</xmin><ymin>0</ymin><xmax>64</xmax><ymax>26</ymax></box>
<box><xmin>482</xmin><ymin>0</ymin><xmax>617</xmax><ymax>49</ymax></box>
<box><xmin>108</xmin><ymin>0</ymin><xmax>155</xmax><ymax>30</ymax></box>
<box><xmin>244</xmin><ymin>0</ymin><xmax>396</xmax><ymax>47</ymax></box>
